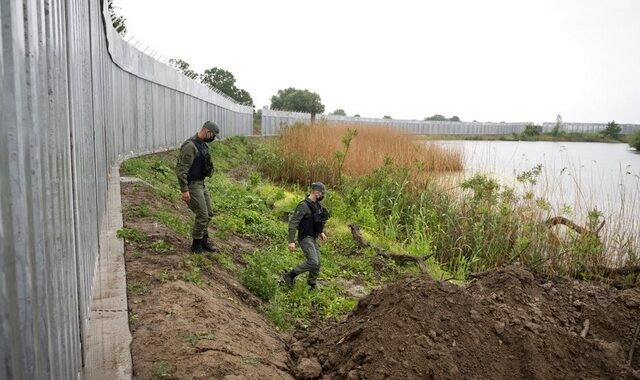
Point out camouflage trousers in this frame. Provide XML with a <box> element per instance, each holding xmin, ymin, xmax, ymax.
<box><xmin>293</xmin><ymin>236</ymin><xmax>321</xmax><ymax>286</ymax></box>
<box><xmin>187</xmin><ymin>180</ymin><xmax>212</xmax><ymax>239</ymax></box>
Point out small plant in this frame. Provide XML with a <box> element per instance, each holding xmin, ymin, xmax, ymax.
<box><xmin>182</xmin><ymin>256</ymin><xmax>209</xmax><ymax>285</ymax></box>
<box><xmin>116</xmin><ymin>227</ymin><xmax>146</xmax><ymax>243</ymax></box>
<box><xmin>151</xmin><ymin>361</ymin><xmax>171</xmax><ymax>380</ymax></box>
<box><xmin>182</xmin><ymin>332</ymin><xmax>215</xmax><ymax>346</ymax></box>
<box><xmin>127</xmin><ymin>281</ymin><xmax>148</xmax><ymax>296</ymax></box>
<box><xmin>149</xmin><ymin>239</ymin><xmax>173</xmax><ymax>253</ymax></box>
<box><xmin>124</xmin><ymin>203</ymin><xmax>151</xmax><ymax>218</ymax></box>
<box><xmin>128</xmin><ymin>311</ymin><xmax>138</xmax><ymax>325</ymax></box>
<box><xmin>157</xmin><ymin>270</ymin><xmax>169</xmax><ymax>283</ymax></box>
<box><xmin>335</xmin><ymin>128</ymin><xmax>358</xmax><ymax>186</ymax></box>
<box><xmin>461</xmin><ymin>174</ymin><xmax>500</xmax><ymax>203</ymax></box>
<box><xmin>516</xmin><ymin>164</ymin><xmax>543</xmax><ymax>186</ymax></box>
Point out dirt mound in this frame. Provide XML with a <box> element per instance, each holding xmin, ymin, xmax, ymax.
<box><xmin>291</xmin><ymin>266</ymin><xmax>640</xmax><ymax>379</ymax></box>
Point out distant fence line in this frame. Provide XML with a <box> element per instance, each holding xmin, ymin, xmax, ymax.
<box><xmin>261</xmin><ymin>109</ymin><xmax>640</xmax><ymax>136</ymax></box>
<box><xmin>0</xmin><ymin>1</ymin><xmax>252</xmax><ymax>378</ymax></box>
<box><xmin>541</xmin><ymin>122</ymin><xmax>640</xmax><ymax>135</ymax></box>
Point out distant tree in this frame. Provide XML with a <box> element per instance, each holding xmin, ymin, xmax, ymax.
<box><xmin>253</xmin><ymin>109</ymin><xmax>262</xmax><ymax>134</ymax></box>
<box><xmin>601</xmin><ymin>120</ymin><xmax>622</xmax><ymax>139</ymax></box>
<box><xmin>522</xmin><ymin>124</ymin><xmax>542</xmax><ymax>137</ymax></box>
<box><xmin>628</xmin><ymin>129</ymin><xmax>640</xmax><ymax>150</ymax></box>
<box><xmin>201</xmin><ymin>67</ymin><xmax>254</xmax><ymax>107</ymax></box>
<box><xmin>168</xmin><ymin>59</ymin><xmax>199</xmax><ymax>80</ymax></box>
<box><xmin>108</xmin><ymin>0</ymin><xmax>127</xmax><ymax>36</ymax></box>
<box><xmin>424</xmin><ymin>114</ymin><xmax>446</xmax><ymax>121</ymax></box>
<box><xmin>450</xmin><ymin>116</ymin><xmax>461</xmax><ymax>122</ymax></box>
<box><xmin>270</xmin><ymin>87</ymin><xmax>325</xmax><ymax>116</ymax></box>
<box><xmin>552</xmin><ymin>114</ymin><xmax>563</xmax><ymax>136</ymax></box>
<box><xmin>383</xmin><ymin>115</ymin><xmax>392</xmax><ymax>119</ymax></box>
<box><xmin>353</xmin><ymin>114</ymin><xmax>360</xmax><ymax>117</ymax></box>
<box><xmin>330</xmin><ymin>109</ymin><xmax>347</xmax><ymax>116</ymax></box>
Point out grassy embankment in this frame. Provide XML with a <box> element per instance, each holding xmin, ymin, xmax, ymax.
<box><xmin>120</xmin><ymin>123</ymin><xmax>639</xmax><ymax>329</ymax></box>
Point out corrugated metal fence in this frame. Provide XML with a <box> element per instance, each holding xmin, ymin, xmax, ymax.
<box><xmin>261</xmin><ymin>109</ymin><xmax>531</xmax><ymax>136</ymax></box>
<box><xmin>541</xmin><ymin>122</ymin><xmax>640</xmax><ymax>135</ymax></box>
<box><xmin>262</xmin><ymin>110</ymin><xmax>640</xmax><ymax>137</ymax></box>
<box><xmin>0</xmin><ymin>0</ymin><xmax>252</xmax><ymax>378</ymax></box>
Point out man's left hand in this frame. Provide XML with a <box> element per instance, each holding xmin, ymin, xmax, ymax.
<box><xmin>319</xmin><ymin>233</ymin><xmax>327</xmax><ymax>241</ymax></box>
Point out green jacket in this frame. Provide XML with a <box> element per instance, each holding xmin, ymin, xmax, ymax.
<box><xmin>176</xmin><ymin>134</ymin><xmax>202</xmax><ymax>192</ymax></box>
<box><xmin>288</xmin><ymin>198</ymin><xmax>313</xmax><ymax>243</ymax></box>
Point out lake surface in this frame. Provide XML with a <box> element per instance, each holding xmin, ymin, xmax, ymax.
<box><xmin>439</xmin><ymin>141</ymin><xmax>640</xmax><ymax>245</ymax></box>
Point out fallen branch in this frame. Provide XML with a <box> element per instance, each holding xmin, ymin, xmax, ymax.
<box><xmin>349</xmin><ymin>223</ymin><xmax>432</xmax><ymax>273</ymax></box>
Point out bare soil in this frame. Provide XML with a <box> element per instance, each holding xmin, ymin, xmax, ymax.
<box><xmin>121</xmin><ymin>182</ymin><xmax>292</xmax><ymax>380</ymax></box>
<box><xmin>291</xmin><ymin>266</ymin><xmax>640</xmax><ymax>379</ymax></box>
<box><xmin>122</xmin><ymin>181</ymin><xmax>640</xmax><ymax>380</ymax></box>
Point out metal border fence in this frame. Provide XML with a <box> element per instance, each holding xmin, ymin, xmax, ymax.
<box><xmin>0</xmin><ymin>0</ymin><xmax>252</xmax><ymax>378</ymax></box>
<box><xmin>261</xmin><ymin>110</ymin><xmax>640</xmax><ymax>137</ymax></box>
<box><xmin>261</xmin><ymin>109</ymin><xmax>531</xmax><ymax>136</ymax></box>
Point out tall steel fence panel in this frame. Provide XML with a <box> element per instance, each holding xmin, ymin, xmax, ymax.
<box><xmin>542</xmin><ymin>122</ymin><xmax>640</xmax><ymax>135</ymax></box>
<box><xmin>261</xmin><ymin>109</ymin><xmax>530</xmax><ymax>136</ymax></box>
<box><xmin>1</xmin><ymin>0</ymin><xmax>253</xmax><ymax>378</ymax></box>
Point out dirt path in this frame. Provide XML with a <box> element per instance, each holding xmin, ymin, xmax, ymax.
<box><xmin>121</xmin><ymin>182</ymin><xmax>293</xmax><ymax>380</ymax></box>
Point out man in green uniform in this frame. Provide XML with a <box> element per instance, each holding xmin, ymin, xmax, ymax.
<box><xmin>282</xmin><ymin>182</ymin><xmax>330</xmax><ymax>290</ymax></box>
<box><xmin>176</xmin><ymin>121</ymin><xmax>219</xmax><ymax>253</ymax></box>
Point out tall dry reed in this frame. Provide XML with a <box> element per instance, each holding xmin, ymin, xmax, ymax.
<box><xmin>272</xmin><ymin>122</ymin><xmax>463</xmax><ymax>186</ymax></box>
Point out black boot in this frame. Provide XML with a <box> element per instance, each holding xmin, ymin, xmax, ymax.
<box><xmin>201</xmin><ymin>233</ymin><xmax>218</xmax><ymax>253</ymax></box>
<box><xmin>281</xmin><ymin>270</ymin><xmax>296</xmax><ymax>288</ymax></box>
<box><xmin>191</xmin><ymin>239</ymin><xmax>203</xmax><ymax>253</ymax></box>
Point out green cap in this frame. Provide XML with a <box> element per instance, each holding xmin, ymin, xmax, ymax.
<box><xmin>311</xmin><ymin>182</ymin><xmax>327</xmax><ymax>193</ymax></box>
<box><xmin>203</xmin><ymin>121</ymin><xmax>220</xmax><ymax>135</ymax></box>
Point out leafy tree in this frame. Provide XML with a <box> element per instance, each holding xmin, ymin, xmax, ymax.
<box><xmin>424</xmin><ymin>114</ymin><xmax>446</xmax><ymax>121</ymax></box>
<box><xmin>353</xmin><ymin>114</ymin><xmax>360</xmax><ymax>118</ymax></box>
<box><xmin>450</xmin><ymin>116</ymin><xmax>461</xmax><ymax>122</ymax></box>
<box><xmin>167</xmin><ymin>60</ymin><xmax>253</xmax><ymax>107</ymax></box>
<box><xmin>108</xmin><ymin>0</ymin><xmax>127</xmax><ymax>36</ymax></box>
<box><xmin>270</xmin><ymin>88</ymin><xmax>324</xmax><ymax>116</ymax></box>
<box><xmin>200</xmin><ymin>67</ymin><xmax>254</xmax><ymax>107</ymax></box>
<box><xmin>552</xmin><ymin>114</ymin><xmax>563</xmax><ymax>136</ymax></box>
<box><xmin>168</xmin><ymin>59</ymin><xmax>199</xmax><ymax>80</ymax></box>
<box><xmin>522</xmin><ymin>124</ymin><xmax>542</xmax><ymax>137</ymax></box>
<box><xmin>628</xmin><ymin>129</ymin><xmax>640</xmax><ymax>150</ymax></box>
<box><xmin>601</xmin><ymin>120</ymin><xmax>622</xmax><ymax>139</ymax></box>
<box><xmin>330</xmin><ymin>109</ymin><xmax>347</xmax><ymax>116</ymax></box>
<box><xmin>383</xmin><ymin>115</ymin><xmax>392</xmax><ymax>119</ymax></box>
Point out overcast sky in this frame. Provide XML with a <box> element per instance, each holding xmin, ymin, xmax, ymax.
<box><xmin>116</xmin><ymin>0</ymin><xmax>640</xmax><ymax>124</ymax></box>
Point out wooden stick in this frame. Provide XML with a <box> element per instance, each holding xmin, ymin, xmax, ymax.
<box><xmin>627</xmin><ymin>320</ymin><xmax>640</xmax><ymax>366</ymax></box>
<box><xmin>580</xmin><ymin>319</ymin><xmax>590</xmax><ymax>338</ymax></box>
<box><xmin>349</xmin><ymin>223</ymin><xmax>432</xmax><ymax>273</ymax></box>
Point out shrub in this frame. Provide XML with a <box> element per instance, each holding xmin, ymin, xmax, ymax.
<box><xmin>601</xmin><ymin>120</ymin><xmax>622</xmax><ymax>139</ymax></box>
<box><xmin>629</xmin><ymin>129</ymin><xmax>640</xmax><ymax>150</ymax></box>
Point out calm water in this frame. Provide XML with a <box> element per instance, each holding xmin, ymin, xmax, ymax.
<box><xmin>440</xmin><ymin>141</ymin><xmax>640</xmax><ymax>243</ymax></box>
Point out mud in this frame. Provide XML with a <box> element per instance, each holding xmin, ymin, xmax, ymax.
<box><xmin>291</xmin><ymin>266</ymin><xmax>640</xmax><ymax>379</ymax></box>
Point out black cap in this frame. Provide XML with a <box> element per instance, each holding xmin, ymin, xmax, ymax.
<box><xmin>203</xmin><ymin>121</ymin><xmax>220</xmax><ymax>135</ymax></box>
<box><xmin>311</xmin><ymin>182</ymin><xmax>327</xmax><ymax>193</ymax></box>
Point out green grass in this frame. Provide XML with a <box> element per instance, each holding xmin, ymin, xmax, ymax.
<box><xmin>120</xmin><ymin>135</ymin><xmax>639</xmax><ymax>331</ymax></box>
<box><xmin>117</xmin><ymin>227</ymin><xmax>146</xmax><ymax>243</ymax></box>
<box><xmin>127</xmin><ymin>281</ymin><xmax>149</xmax><ymax>296</ymax></box>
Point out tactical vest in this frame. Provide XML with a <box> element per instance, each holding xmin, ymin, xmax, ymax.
<box><xmin>186</xmin><ymin>138</ymin><xmax>213</xmax><ymax>181</ymax></box>
<box><xmin>297</xmin><ymin>198</ymin><xmax>329</xmax><ymax>240</ymax></box>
